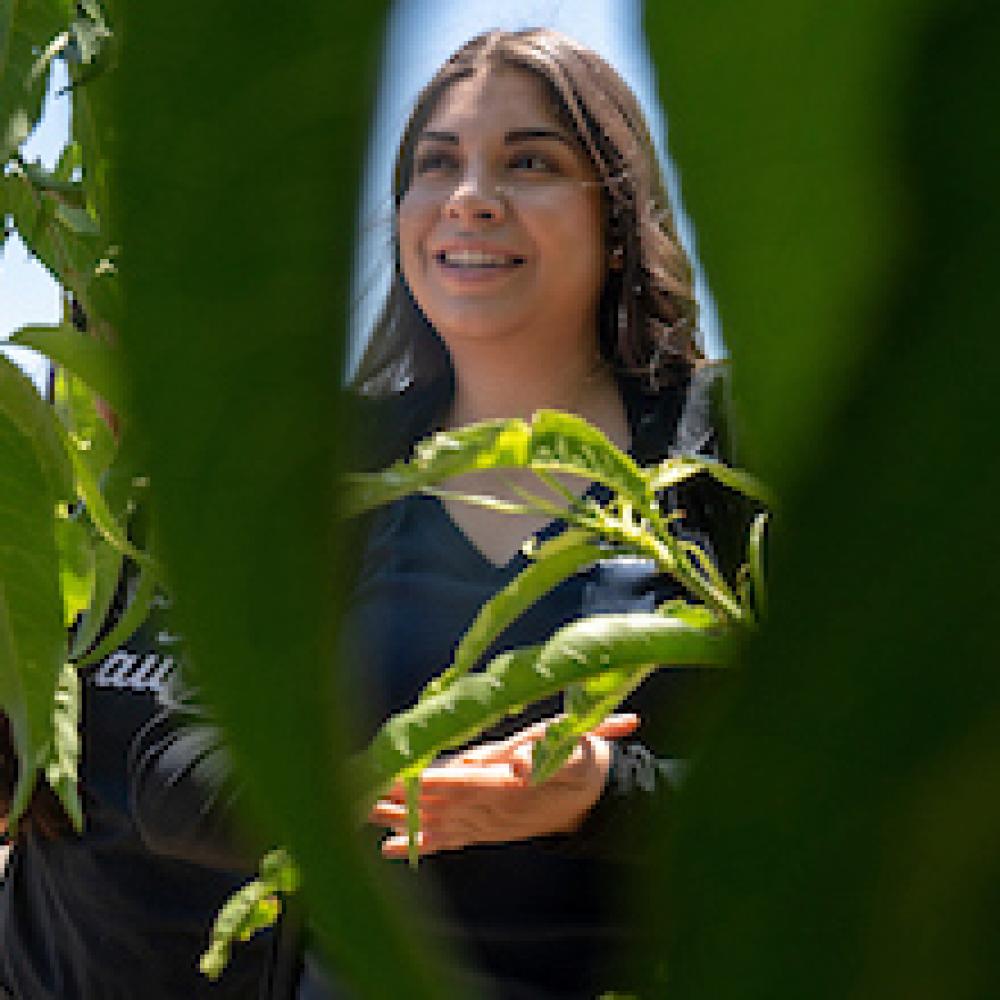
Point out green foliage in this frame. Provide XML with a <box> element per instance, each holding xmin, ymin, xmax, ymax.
<box><xmin>113</xmin><ymin>4</ymin><xmax>452</xmax><ymax>997</ymax></box>
<box><xmin>0</xmin><ymin>0</ymin><xmax>69</xmax><ymax>161</ymax></box>
<box><xmin>361</xmin><ymin>610</ymin><xmax>731</xmax><ymax>803</ymax></box>
<box><xmin>200</xmin><ymin>848</ymin><xmax>299</xmax><ymax>981</ymax></box>
<box><xmin>12</xmin><ymin>325</ymin><xmax>127</xmax><ymax>416</ymax></box>
<box><xmin>641</xmin><ymin>2</ymin><xmax>1000</xmax><ymax>998</ymax></box>
<box><xmin>0</xmin><ymin>359</ymin><xmax>73</xmax><ymax>830</ymax></box>
<box><xmin>203</xmin><ymin>405</ymin><xmax>754</xmax><ymax>967</ymax></box>
<box><xmin>1</xmin><ymin>0</ymin><xmax>143</xmax><ymax>837</ymax></box>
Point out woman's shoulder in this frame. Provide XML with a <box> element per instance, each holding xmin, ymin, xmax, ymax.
<box><xmin>342</xmin><ymin>378</ymin><xmax>450</xmax><ymax>472</ymax></box>
<box><xmin>619</xmin><ymin>359</ymin><xmax>736</xmax><ymax>465</ymax></box>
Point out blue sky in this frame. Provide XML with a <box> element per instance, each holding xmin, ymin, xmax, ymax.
<box><xmin>1</xmin><ymin>0</ymin><xmax>721</xmax><ymax>392</ymax></box>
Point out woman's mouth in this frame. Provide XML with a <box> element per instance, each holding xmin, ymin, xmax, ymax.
<box><xmin>434</xmin><ymin>249</ymin><xmax>526</xmax><ymax>279</ymax></box>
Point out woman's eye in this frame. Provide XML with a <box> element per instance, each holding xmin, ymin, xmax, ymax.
<box><xmin>416</xmin><ymin>152</ymin><xmax>455</xmax><ymax>173</ymax></box>
<box><xmin>510</xmin><ymin>153</ymin><xmax>553</xmax><ymax>172</ymax></box>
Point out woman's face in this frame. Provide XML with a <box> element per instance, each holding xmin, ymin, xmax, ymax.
<box><xmin>398</xmin><ymin>66</ymin><xmax>607</xmax><ymax>351</ymax></box>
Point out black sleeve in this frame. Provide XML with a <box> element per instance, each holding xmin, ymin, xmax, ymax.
<box><xmin>127</xmin><ymin>691</ymin><xmax>262</xmax><ymax>873</ymax></box>
<box><xmin>541</xmin><ymin>362</ymin><xmax>757</xmax><ymax>863</ymax></box>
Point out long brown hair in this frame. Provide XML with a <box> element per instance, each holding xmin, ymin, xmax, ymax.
<box><xmin>352</xmin><ymin>27</ymin><xmax>703</xmax><ymax>398</ymax></box>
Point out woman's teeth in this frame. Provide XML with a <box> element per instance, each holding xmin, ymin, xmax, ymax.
<box><xmin>437</xmin><ymin>250</ymin><xmax>524</xmax><ymax>268</ymax></box>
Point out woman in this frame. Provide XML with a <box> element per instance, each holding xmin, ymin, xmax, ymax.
<box><xmin>343</xmin><ymin>26</ymin><xmax>748</xmax><ymax>998</ymax></box>
<box><xmin>1</xmin><ymin>26</ymin><xmax>745</xmax><ymax>1000</ymax></box>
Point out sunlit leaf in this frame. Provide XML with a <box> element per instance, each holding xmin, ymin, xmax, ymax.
<box><xmin>647</xmin><ymin>453</ymin><xmax>773</xmax><ymax>507</ymax></box>
<box><xmin>73</xmin><ymin>561</ymin><xmax>155</xmax><ymax>668</ymax></box>
<box><xmin>362</xmin><ymin>613</ymin><xmax>730</xmax><ymax>804</ymax></box>
<box><xmin>0</xmin><ymin>365</ymin><xmax>67</xmax><ymax>832</ymax></box>
<box><xmin>0</xmin><ymin>0</ymin><xmax>67</xmax><ymax>160</ymax></box>
<box><xmin>11</xmin><ymin>324</ymin><xmax>127</xmax><ymax>417</ymax></box>
<box><xmin>68</xmin><ymin>534</ymin><xmax>121</xmax><ymax>660</ymax></box>
<box><xmin>44</xmin><ymin>660</ymin><xmax>82</xmax><ymax>831</ymax></box>
<box><xmin>199</xmin><ymin>847</ymin><xmax>299</xmax><ymax>981</ymax></box>
<box><xmin>54</xmin><ymin>511</ymin><xmax>94</xmax><ymax>626</ymax></box>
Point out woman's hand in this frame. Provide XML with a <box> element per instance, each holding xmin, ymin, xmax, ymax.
<box><xmin>368</xmin><ymin>713</ymin><xmax>639</xmax><ymax>859</ymax></box>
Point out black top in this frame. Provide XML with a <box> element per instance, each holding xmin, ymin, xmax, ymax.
<box><xmin>0</xmin><ymin>586</ymin><xmax>299</xmax><ymax>999</ymax></box>
<box><xmin>0</xmin><ymin>363</ymin><xmax>748</xmax><ymax>1000</ymax></box>
<box><xmin>334</xmin><ymin>364</ymin><xmax>750</xmax><ymax>998</ymax></box>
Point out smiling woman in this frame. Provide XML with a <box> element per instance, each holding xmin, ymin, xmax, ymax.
<box><xmin>339</xmin><ymin>27</ymin><xmax>750</xmax><ymax>1000</ymax></box>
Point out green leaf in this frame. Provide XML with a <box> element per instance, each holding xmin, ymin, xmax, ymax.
<box><xmin>424</xmin><ymin>529</ymin><xmax>607</xmax><ymax>698</ymax></box>
<box><xmin>44</xmin><ymin>660</ymin><xmax>82</xmax><ymax>831</ymax></box>
<box><xmin>361</xmin><ymin>612</ymin><xmax>730</xmax><ymax>803</ymax></box>
<box><xmin>74</xmin><ymin>561</ymin><xmax>155</xmax><ymax>667</ymax></box>
<box><xmin>68</xmin><ymin>1</ymin><xmax>115</xmax><ymax>239</ymax></box>
<box><xmin>531</xmin><ymin>665</ymin><xmax>651</xmax><ymax>785</ymax></box>
<box><xmin>527</xmin><ymin>409</ymin><xmax>650</xmax><ymax>505</ymax></box>
<box><xmin>68</xmin><ymin>538</ymin><xmax>121</xmax><ymax>660</ymax></box>
<box><xmin>404</xmin><ymin>774</ymin><xmax>420</xmax><ymax>870</ymax></box>
<box><xmin>55</xmin><ymin>511</ymin><xmax>94</xmax><ymax>626</ymax></box>
<box><xmin>0</xmin><ymin>0</ymin><xmax>67</xmax><ymax>160</ymax></box>
<box><xmin>343</xmin><ymin>418</ymin><xmax>531</xmax><ymax>517</ymax></box>
<box><xmin>10</xmin><ymin>324</ymin><xmax>127</xmax><ymax>416</ymax></box>
<box><xmin>53</xmin><ymin>416</ymin><xmax>148</xmax><ymax>567</ymax></box>
<box><xmin>53</xmin><ymin>367</ymin><xmax>117</xmax><ymax>479</ymax></box>
<box><xmin>3</xmin><ymin>166</ymin><xmax>105</xmax><ymax>305</ymax></box>
<box><xmin>199</xmin><ymin>847</ymin><xmax>299</xmax><ymax>981</ymax></box>
<box><xmin>748</xmin><ymin>511</ymin><xmax>768</xmax><ymax>619</ymax></box>
<box><xmin>346</xmin><ymin>409</ymin><xmax>661</xmax><ymax>520</ymax></box>
<box><xmin>647</xmin><ymin>453</ymin><xmax>774</xmax><ymax>507</ymax></box>
<box><xmin>0</xmin><ymin>356</ymin><xmax>72</xmax><ymax>501</ymax></box>
<box><xmin>0</xmin><ymin>372</ymin><xmax>67</xmax><ymax>831</ymax></box>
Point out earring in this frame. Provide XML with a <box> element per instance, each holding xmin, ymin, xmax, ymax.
<box><xmin>609</xmin><ymin>245</ymin><xmax>624</xmax><ymax>270</ymax></box>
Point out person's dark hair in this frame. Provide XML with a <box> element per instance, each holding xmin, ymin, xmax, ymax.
<box><xmin>352</xmin><ymin>27</ymin><xmax>703</xmax><ymax>398</ymax></box>
<box><xmin>1</xmin><ymin>713</ymin><xmax>72</xmax><ymax>842</ymax></box>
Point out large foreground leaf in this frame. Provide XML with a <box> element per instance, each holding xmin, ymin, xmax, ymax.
<box><xmin>116</xmin><ymin>6</ymin><xmax>445</xmax><ymax>995</ymax></box>
<box><xmin>640</xmin><ymin>2</ymin><xmax>1000</xmax><ymax>998</ymax></box>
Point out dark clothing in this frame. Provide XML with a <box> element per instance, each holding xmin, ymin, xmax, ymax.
<box><xmin>338</xmin><ymin>364</ymin><xmax>749</xmax><ymax>997</ymax></box>
<box><xmin>0</xmin><ymin>363</ymin><xmax>747</xmax><ymax>999</ymax></box>
<box><xmin>0</xmin><ymin>594</ymin><xmax>299</xmax><ymax>999</ymax></box>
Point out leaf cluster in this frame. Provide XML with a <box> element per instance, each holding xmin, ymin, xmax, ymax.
<box><xmin>1</xmin><ymin>0</ymin><xmax>153</xmax><ymax>836</ymax></box>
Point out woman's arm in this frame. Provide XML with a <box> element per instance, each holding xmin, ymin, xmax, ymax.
<box><xmin>127</xmin><ymin>697</ymin><xmax>262</xmax><ymax>873</ymax></box>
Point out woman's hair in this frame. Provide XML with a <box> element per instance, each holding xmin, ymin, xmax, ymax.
<box><xmin>352</xmin><ymin>27</ymin><xmax>703</xmax><ymax>397</ymax></box>
<box><xmin>1</xmin><ymin>714</ymin><xmax>71</xmax><ymax>842</ymax></box>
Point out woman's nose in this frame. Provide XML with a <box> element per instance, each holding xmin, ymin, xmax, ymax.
<box><xmin>445</xmin><ymin>172</ymin><xmax>507</xmax><ymax>224</ymax></box>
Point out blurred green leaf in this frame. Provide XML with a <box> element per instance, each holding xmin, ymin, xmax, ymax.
<box><xmin>3</xmin><ymin>165</ymin><xmax>106</xmax><ymax>309</ymax></box>
<box><xmin>12</xmin><ymin>324</ymin><xmax>127</xmax><ymax>417</ymax></box>
<box><xmin>115</xmin><ymin>5</ymin><xmax>449</xmax><ymax>994</ymax></box>
<box><xmin>0</xmin><ymin>0</ymin><xmax>67</xmax><ymax>160</ymax></box>
<box><xmin>642</xmin><ymin>2</ymin><xmax>1000</xmax><ymax>998</ymax></box>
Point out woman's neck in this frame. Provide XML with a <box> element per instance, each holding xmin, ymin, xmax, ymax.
<box><xmin>443</xmin><ymin>340</ymin><xmax>629</xmax><ymax>450</ymax></box>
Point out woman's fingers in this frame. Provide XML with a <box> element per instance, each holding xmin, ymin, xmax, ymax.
<box><xmin>589</xmin><ymin>712</ymin><xmax>640</xmax><ymax>741</ymax></box>
<box><xmin>418</xmin><ymin>761</ymin><xmax>523</xmax><ymax>793</ymax></box>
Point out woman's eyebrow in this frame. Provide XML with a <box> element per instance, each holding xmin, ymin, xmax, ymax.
<box><xmin>503</xmin><ymin>128</ymin><xmax>574</xmax><ymax>146</ymax></box>
<box><xmin>416</xmin><ymin>131</ymin><xmax>459</xmax><ymax>145</ymax></box>
<box><xmin>416</xmin><ymin>128</ymin><xmax>575</xmax><ymax>147</ymax></box>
